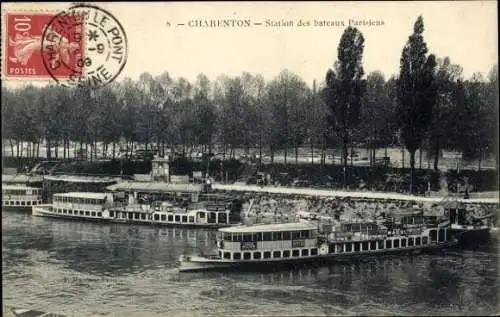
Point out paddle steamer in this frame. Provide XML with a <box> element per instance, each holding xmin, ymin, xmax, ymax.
<box><xmin>178</xmin><ymin>221</ymin><xmax>459</xmax><ymax>272</ymax></box>
<box><xmin>32</xmin><ymin>192</ymin><xmax>237</xmax><ymax>228</ymax></box>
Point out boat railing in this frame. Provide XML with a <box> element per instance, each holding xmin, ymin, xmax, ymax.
<box><xmin>3</xmin><ymin>194</ymin><xmax>41</xmax><ymax>201</ymax></box>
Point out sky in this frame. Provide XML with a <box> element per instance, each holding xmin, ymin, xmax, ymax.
<box><xmin>2</xmin><ymin>1</ymin><xmax>498</xmax><ymax>88</ymax></box>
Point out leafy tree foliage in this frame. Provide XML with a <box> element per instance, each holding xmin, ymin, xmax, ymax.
<box><xmin>397</xmin><ymin>16</ymin><xmax>438</xmax><ymax>192</ymax></box>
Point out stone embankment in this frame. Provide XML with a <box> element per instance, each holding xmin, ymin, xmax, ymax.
<box><xmin>212</xmin><ymin>185</ymin><xmax>499</xmax><ymax>225</ymax></box>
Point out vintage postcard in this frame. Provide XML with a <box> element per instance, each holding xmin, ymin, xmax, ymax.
<box><xmin>2</xmin><ymin>1</ymin><xmax>498</xmax><ymax>317</ymax></box>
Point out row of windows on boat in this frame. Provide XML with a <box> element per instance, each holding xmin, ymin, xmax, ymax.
<box><xmin>53</xmin><ymin>209</ymin><xmax>104</xmax><ymax>217</ymax></box>
<box><xmin>332</xmin><ymin>236</ymin><xmax>430</xmax><ymax>253</ymax></box>
<box><xmin>49</xmin><ymin>209</ymin><xmax>228</xmax><ymax>224</ymax></box>
<box><xmin>219</xmin><ymin>248</ymin><xmax>319</xmax><ymax>260</ymax></box>
<box><xmin>217</xmin><ymin>236</ymin><xmax>436</xmax><ymax>261</ymax></box>
<box><xmin>219</xmin><ymin>230</ymin><xmax>318</xmax><ymax>242</ymax></box>
<box><xmin>3</xmin><ymin>200</ymin><xmax>42</xmax><ymax>206</ymax></box>
<box><xmin>53</xmin><ymin>197</ymin><xmax>106</xmax><ymax>205</ymax></box>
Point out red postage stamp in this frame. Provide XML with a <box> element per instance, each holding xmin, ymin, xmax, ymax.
<box><xmin>4</xmin><ymin>5</ymin><xmax>128</xmax><ymax>88</ymax></box>
<box><xmin>4</xmin><ymin>11</ymin><xmax>84</xmax><ymax>79</ymax></box>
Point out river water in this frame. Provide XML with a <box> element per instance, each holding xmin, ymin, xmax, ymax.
<box><xmin>2</xmin><ymin>211</ymin><xmax>499</xmax><ymax>316</ymax></box>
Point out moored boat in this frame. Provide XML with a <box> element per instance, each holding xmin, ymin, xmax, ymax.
<box><xmin>178</xmin><ymin>221</ymin><xmax>459</xmax><ymax>272</ymax></box>
<box><xmin>32</xmin><ymin>192</ymin><xmax>113</xmax><ymax>223</ymax></box>
<box><xmin>32</xmin><ymin>192</ymin><xmax>239</xmax><ymax>228</ymax></box>
<box><xmin>447</xmin><ymin>207</ymin><xmax>494</xmax><ymax>245</ymax></box>
<box><xmin>2</xmin><ymin>184</ymin><xmax>43</xmax><ymax>212</ymax></box>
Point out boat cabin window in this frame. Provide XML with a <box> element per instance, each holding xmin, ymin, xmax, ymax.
<box><xmin>301</xmin><ymin>249</ymin><xmax>309</xmax><ymax>256</ymax></box>
<box><xmin>354</xmin><ymin>242</ymin><xmax>360</xmax><ymax>252</ymax></box>
<box><xmin>91</xmin><ymin>212</ymin><xmax>96</xmax><ymax>217</ymax></box>
<box><xmin>393</xmin><ymin>239</ymin><xmax>400</xmax><ymax>248</ymax></box>
<box><xmin>233</xmin><ymin>252</ymin><xmax>241</xmax><ymax>260</ymax></box>
<box><xmin>242</xmin><ymin>234</ymin><xmax>253</xmax><ymax>242</ymax></box>
<box><xmin>272</xmin><ymin>232</ymin><xmax>282</xmax><ymax>241</ymax></box>
<box><xmin>98</xmin><ymin>212</ymin><xmax>102</xmax><ymax>217</ymax></box>
<box><xmin>292</xmin><ymin>250</ymin><xmax>300</xmax><ymax>257</ymax></box>
<box><xmin>283</xmin><ymin>250</ymin><xmax>290</xmax><ymax>258</ymax></box>
<box><xmin>263</xmin><ymin>232</ymin><xmax>272</xmax><ymax>241</ymax></box>
<box><xmin>224</xmin><ymin>252</ymin><xmax>231</xmax><ymax>259</ymax></box>
<box><xmin>273</xmin><ymin>251</ymin><xmax>281</xmax><ymax>258</ymax></box>
<box><xmin>243</xmin><ymin>252</ymin><xmax>251</xmax><ymax>260</ymax></box>
<box><xmin>386</xmin><ymin>240</ymin><xmax>392</xmax><ymax>249</ymax></box>
<box><xmin>438</xmin><ymin>229</ymin><xmax>445</xmax><ymax>242</ymax></box>
<box><xmin>182</xmin><ymin>216</ymin><xmax>187</xmax><ymax>222</ymax></box>
<box><xmin>408</xmin><ymin>237</ymin><xmax>414</xmax><ymax>246</ymax></box>
<box><xmin>345</xmin><ymin>243</ymin><xmax>352</xmax><ymax>252</ymax></box>
<box><xmin>416</xmin><ymin>237</ymin><xmax>421</xmax><ymax>245</ymax></box>
<box><xmin>189</xmin><ymin>216</ymin><xmax>195</xmax><ymax>223</ymax></box>
<box><xmin>370</xmin><ymin>241</ymin><xmax>377</xmax><ymax>250</ymax></box>
<box><xmin>253</xmin><ymin>252</ymin><xmax>261</xmax><ymax>259</ymax></box>
<box><xmin>16</xmin><ymin>201</ymin><xmax>20</xmax><ymax>205</ymax></box>
<box><xmin>282</xmin><ymin>231</ymin><xmax>291</xmax><ymax>240</ymax></box>
<box><xmin>378</xmin><ymin>240</ymin><xmax>384</xmax><ymax>249</ymax></box>
<box><xmin>21</xmin><ymin>201</ymin><xmax>25</xmax><ymax>206</ymax></box>
<box><xmin>362</xmin><ymin>241</ymin><xmax>369</xmax><ymax>251</ymax></box>
<box><xmin>430</xmin><ymin>230</ymin><xmax>437</xmax><ymax>242</ymax></box>
<box><xmin>175</xmin><ymin>215</ymin><xmax>180</xmax><ymax>222</ymax></box>
<box><xmin>264</xmin><ymin>251</ymin><xmax>271</xmax><ymax>259</ymax></box>
<box><xmin>336</xmin><ymin>244</ymin><xmax>343</xmax><ymax>253</ymax></box>
<box><xmin>422</xmin><ymin>237</ymin><xmax>428</xmax><ymax>245</ymax></box>
<box><xmin>401</xmin><ymin>238</ymin><xmax>407</xmax><ymax>247</ymax></box>
<box><xmin>311</xmin><ymin>248</ymin><xmax>318</xmax><ymax>256</ymax></box>
<box><xmin>168</xmin><ymin>215</ymin><xmax>173</xmax><ymax>221</ymax></box>
<box><xmin>85</xmin><ymin>211</ymin><xmax>90</xmax><ymax>216</ymax></box>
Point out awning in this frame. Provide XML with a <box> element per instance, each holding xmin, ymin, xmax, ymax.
<box><xmin>2</xmin><ymin>174</ymin><xmax>43</xmax><ymax>183</ymax></box>
<box><xmin>107</xmin><ymin>181</ymin><xmax>204</xmax><ymax>193</ymax></box>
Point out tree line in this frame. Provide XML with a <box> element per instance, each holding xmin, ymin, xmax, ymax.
<box><xmin>2</xmin><ymin>16</ymin><xmax>498</xmax><ymax>191</ymax></box>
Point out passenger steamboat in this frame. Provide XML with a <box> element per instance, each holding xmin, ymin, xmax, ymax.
<box><xmin>32</xmin><ymin>192</ymin><xmax>238</xmax><ymax>228</ymax></box>
<box><xmin>178</xmin><ymin>221</ymin><xmax>459</xmax><ymax>272</ymax></box>
<box><xmin>2</xmin><ymin>185</ymin><xmax>43</xmax><ymax>212</ymax></box>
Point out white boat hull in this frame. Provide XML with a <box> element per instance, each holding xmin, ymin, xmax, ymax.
<box><xmin>178</xmin><ymin>240</ymin><xmax>458</xmax><ymax>272</ymax></box>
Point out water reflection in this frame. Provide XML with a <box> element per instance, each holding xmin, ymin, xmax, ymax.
<box><xmin>2</xmin><ymin>211</ymin><xmax>499</xmax><ymax>316</ymax></box>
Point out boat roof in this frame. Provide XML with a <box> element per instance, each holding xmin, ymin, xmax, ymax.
<box><xmin>44</xmin><ymin>175</ymin><xmax>120</xmax><ymax>183</ymax></box>
<box><xmin>107</xmin><ymin>181</ymin><xmax>204</xmax><ymax>193</ymax></box>
<box><xmin>2</xmin><ymin>184</ymin><xmax>40</xmax><ymax>190</ymax></box>
<box><xmin>2</xmin><ymin>174</ymin><xmax>43</xmax><ymax>183</ymax></box>
<box><xmin>54</xmin><ymin>192</ymin><xmax>108</xmax><ymax>199</ymax></box>
<box><xmin>220</xmin><ymin>222</ymin><xmax>318</xmax><ymax>233</ymax></box>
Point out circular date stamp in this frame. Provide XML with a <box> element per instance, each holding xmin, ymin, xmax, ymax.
<box><xmin>40</xmin><ymin>4</ymin><xmax>128</xmax><ymax>88</ymax></box>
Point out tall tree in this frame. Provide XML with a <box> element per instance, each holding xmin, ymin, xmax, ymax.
<box><xmin>325</xmin><ymin>27</ymin><xmax>365</xmax><ymax>188</ymax></box>
<box><xmin>427</xmin><ymin>57</ymin><xmax>463</xmax><ymax>171</ymax></box>
<box><xmin>397</xmin><ymin>16</ymin><xmax>437</xmax><ymax>193</ymax></box>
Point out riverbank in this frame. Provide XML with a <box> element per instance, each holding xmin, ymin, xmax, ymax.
<box><xmin>212</xmin><ymin>184</ymin><xmax>499</xmax><ymax>226</ymax></box>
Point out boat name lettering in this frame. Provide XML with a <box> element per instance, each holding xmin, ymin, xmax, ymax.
<box><xmin>292</xmin><ymin>239</ymin><xmax>305</xmax><ymax>248</ymax></box>
<box><xmin>240</xmin><ymin>242</ymin><xmax>257</xmax><ymax>251</ymax></box>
